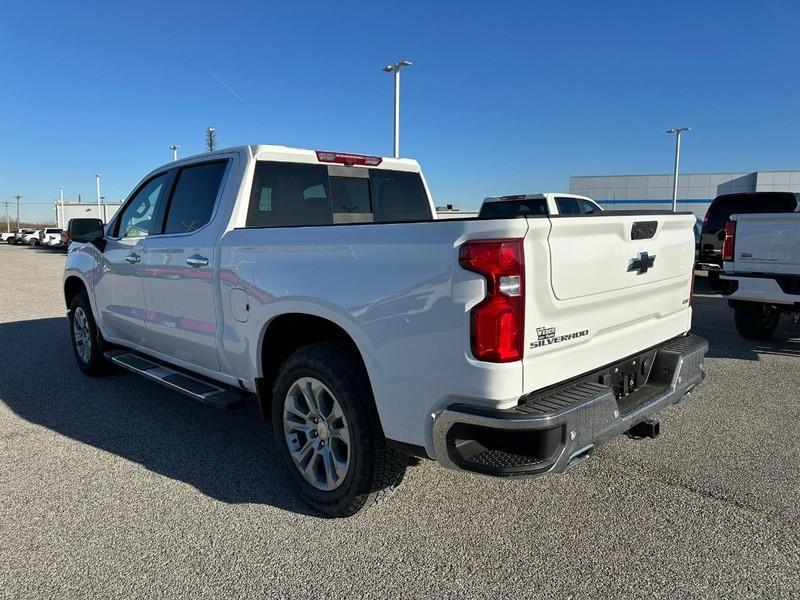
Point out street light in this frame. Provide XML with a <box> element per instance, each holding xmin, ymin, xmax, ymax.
<box><xmin>382</xmin><ymin>59</ymin><xmax>413</xmax><ymax>158</ymax></box>
<box><xmin>666</xmin><ymin>127</ymin><xmax>691</xmax><ymax>212</ymax></box>
<box><xmin>170</xmin><ymin>145</ymin><xmax>181</xmax><ymax>161</ymax></box>
<box><xmin>96</xmin><ymin>173</ymin><xmax>102</xmax><ymax>219</ymax></box>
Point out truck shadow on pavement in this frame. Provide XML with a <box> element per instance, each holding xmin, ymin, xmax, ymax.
<box><xmin>0</xmin><ymin>316</ymin><xmax>317</xmax><ymax>516</ymax></box>
<box><xmin>2</xmin><ymin>299</ymin><xmax>797</xmax><ymax>512</ymax></box>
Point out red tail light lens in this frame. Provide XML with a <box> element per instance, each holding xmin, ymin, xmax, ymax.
<box><xmin>459</xmin><ymin>239</ymin><xmax>524</xmax><ymax>362</ymax></box>
<box><xmin>315</xmin><ymin>150</ymin><xmax>382</xmax><ymax>167</ymax></box>
<box><xmin>722</xmin><ymin>220</ymin><xmax>736</xmax><ymax>261</ymax></box>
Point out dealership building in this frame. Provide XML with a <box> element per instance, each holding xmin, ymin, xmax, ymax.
<box><xmin>569</xmin><ymin>171</ymin><xmax>800</xmax><ymax>218</ymax></box>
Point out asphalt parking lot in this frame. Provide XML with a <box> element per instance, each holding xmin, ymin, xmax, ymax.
<box><xmin>1</xmin><ymin>242</ymin><xmax>798</xmax><ymax>599</ymax></box>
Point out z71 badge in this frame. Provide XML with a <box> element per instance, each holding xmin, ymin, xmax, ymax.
<box><xmin>530</xmin><ymin>327</ymin><xmax>589</xmax><ymax>349</ymax></box>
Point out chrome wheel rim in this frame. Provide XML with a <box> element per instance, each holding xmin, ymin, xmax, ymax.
<box><xmin>283</xmin><ymin>377</ymin><xmax>351</xmax><ymax>491</ymax></box>
<box><xmin>72</xmin><ymin>307</ymin><xmax>92</xmax><ymax>364</ymax></box>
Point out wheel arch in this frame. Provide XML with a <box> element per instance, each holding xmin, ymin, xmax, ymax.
<box><xmin>256</xmin><ymin>312</ymin><xmax>380</xmax><ymax>425</ymax></box>
<box><xmin>64</xmin><ymin>275</ymin><xmax>89</xmax><ymax>310</ymax></box>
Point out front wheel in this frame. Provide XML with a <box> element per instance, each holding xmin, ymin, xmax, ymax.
<box><xmin>271</xmin><ymin>342</ymin><xmax>406</xmax><ymax>517</ymax></box>
<box><xmin>68</xmin><ymin>291</ymin><xmax>111</xmax><ymax>376</ymax></box>
<box><xmin>734</xmin><ymin>302</ymin><xmax>780</xmax><ymax>340</ymax></box>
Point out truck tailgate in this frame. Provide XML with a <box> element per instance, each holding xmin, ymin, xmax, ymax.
<box><xmin>728</xmin><ymin>212</ymin><xmax>800</xmax><ymax>275</ymax></box>
<box><xmin>522</xmin><ymin>213</ymin><xmax>695</xmax><ymax>393</ymax></box>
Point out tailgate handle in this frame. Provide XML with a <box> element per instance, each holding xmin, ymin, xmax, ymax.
<box><xmin>631</xmin><ymin>221</ymin><xmax>658</xmax><ymax>240</ymax></box>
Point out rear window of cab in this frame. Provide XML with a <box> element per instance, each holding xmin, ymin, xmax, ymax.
<box><xmin>246</xmin><ymin>161</ymin><xmax>432</xmax><ymax>227</ymax></box>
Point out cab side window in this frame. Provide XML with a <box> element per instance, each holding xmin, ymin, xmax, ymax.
<box><xmin>579</xmin><ymin>199</ymin><xmax>599</xmax><ymax>214</ymax></box>
<box><xmin>555</xmin><ymin>197</ymin><xmax>580</xmax><ymax>215</ymax></box>
<box><xmin>116</xmin><ymin>174</ymin><xmax>168</xmax><ymax>238</ymax></box>
<box><xmin>162</xmin><ymin>161</ymin><xmax>228</xmax><ymax>234</ymax></box>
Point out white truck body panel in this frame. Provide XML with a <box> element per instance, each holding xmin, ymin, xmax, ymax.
<box><xmin>722</xmin><ymin>212</ymin><xmax>800</xmax><ymax>305</ymax></box>
<box><xmin>724</xmin><ymin>213</ymin><xmax>800</xmax><ymax>276</ymax></box>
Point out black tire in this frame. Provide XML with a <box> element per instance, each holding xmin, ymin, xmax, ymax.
<box><xmin>734</xmin><ymin>302</ymin><xmax>780</xmax><ymax>340</ymax></box>
<box><xmin>707</xmin><ymin>271</ymin><xmax>721</xmax><ymax>289</ymax></box>
<box><xmin>271</xmin><ymin>342</ymin><xmax>406</xmax><ymax>517</ymax></box>
<box><xmin>68</xmin><ymin>291</ymin><xmax>111</xmax><ymax>376</ymax></box>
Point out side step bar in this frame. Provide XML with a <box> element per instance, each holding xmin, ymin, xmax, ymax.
<box><xmin>104</xmin><ymin>350</ymin><xmax>244</xmax><ymax>410</ymax></box>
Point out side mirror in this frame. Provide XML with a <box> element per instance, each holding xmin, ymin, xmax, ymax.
<box><xmin>67</xmin><ymin>218</ymin><xmax>105</xmax><ymax>243</ymax></box>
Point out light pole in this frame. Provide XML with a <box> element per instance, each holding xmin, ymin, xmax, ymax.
<box><xmin>170</xmin><ymin>144</ymin><xmax>180</xmax><ymax>161</ymax></box>
<box><xmin>666</xmin><ymin>127</ymin><xmax>691</xmax><ymax>212</ymax></box>
<box><xmin>382</xmin><ymin>60</ymin><xmax>412</xmax><ymax>158</ymax></box>
<box><xmin>96</xmin><ymin>174</ymin><xmax>102</xmax><ymax>220</ymax></box>
<box><xmin>14</xmin><ymin>195</ymin><xmax>21</xmax><ymax>229</ymax></box>
<box><xmin>58</xmin><ymin>186</ymin><xmax>65</xmax><ymax>229</ymax></box>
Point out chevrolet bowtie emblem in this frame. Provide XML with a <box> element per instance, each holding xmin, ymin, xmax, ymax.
<box><xmin>628</xmin><ymin>252</ymin><xmax>656</xmax><ymax>275</ymax></box>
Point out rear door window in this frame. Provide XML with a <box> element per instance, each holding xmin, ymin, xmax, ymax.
<box><xmin>162</xmin><ymin>161</ymin><xmax>228</xmax><ymax>234</ymax></box>
<box><xmin>579</xmin><ymin>199</ymin><xmax>600</xmax><ymax>214</ymax></box>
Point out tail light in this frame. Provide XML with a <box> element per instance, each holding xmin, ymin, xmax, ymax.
<box><xmin>459</xmin><ymin>239</ymin><xmax>525</xmax><ymax>362</ymax></box>
<box><xmin>722</xmin><ymin>220</ymin><xmax>736</xmax><ymax>261</ymax></box>
<box><xmin>316</xmin><ymin>150</ymin><xmax>382</xmax><ymax>167</ymax></box>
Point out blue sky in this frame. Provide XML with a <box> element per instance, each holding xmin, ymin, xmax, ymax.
<box><xmin>2</xmin><ymin>0</ymin><xmax>799</xmax><ymax>221</ymax></box>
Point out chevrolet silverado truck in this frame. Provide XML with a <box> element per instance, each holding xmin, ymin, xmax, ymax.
<box><xmin>720</xmin><ymin>212</ymin><xmax>800</xmax><ymax>339</ymax></box>
<box><xmin>64</xmin><ymin>145</ymin><xmax>707</xmax><ymax>517</ymax></box>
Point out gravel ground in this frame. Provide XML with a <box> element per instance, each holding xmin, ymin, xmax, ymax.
<box><xmin>1</xmin><ymin>243</ymin><xmax>798</xmax><ymax>599</ymax></box>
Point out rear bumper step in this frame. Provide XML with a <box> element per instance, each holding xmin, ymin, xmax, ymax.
<box><xmin>104</xmin><ymin>350</ymin><xmax>244</xmax><ymax>410</ymax></box>
<box><xmin>432</xmin><ymin>334</ymin><xmax>708</xmax><ymax>476</ymax></box>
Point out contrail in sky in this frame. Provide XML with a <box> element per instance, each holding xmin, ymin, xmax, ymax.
<box><xmin>206</xmin><ymin>68</ymin><xmax>246</xmax><ymax>103</ymax></box>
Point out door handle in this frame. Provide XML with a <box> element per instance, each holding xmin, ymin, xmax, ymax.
<box><xmin>125</xmin><ymin>253</ymin><xmax>141</xmax><ymax>264</ymax></box>
<box><xmin>185</xmin><ymin>255</ymin><xmax>209</xmax><ymax>268</ymax></box>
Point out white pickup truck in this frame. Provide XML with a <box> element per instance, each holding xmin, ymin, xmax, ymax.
<box><xmin>720</xmin><ymin>212</ymin><xmax>800</xmax><ymax>339</ymax></box>
<box><xmin>64</xmin><ymin>144</ymin><xmax>707</xmax><ymax>516</ymax></box>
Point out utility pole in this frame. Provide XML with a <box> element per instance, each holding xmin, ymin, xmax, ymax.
<box><xmin>382</xmin><ymin>60</ymin><xmax>413</xmax><ymax>158</ymax></box>
<box><xmin>666</xmin><ymin>128</ymin><xmax>691</xmax><ymax>212</ymax></box>
<box><xmin>170</xmin><ymin>144</ymin><xmax>180</xmax><ymax>161</ymax></box>
<box><xmin>96</xmin><ymin>174</ymin><xmax>102</xmax><ymax>220</ymax></box>
<box><xmin>13</xmin><ymin>195</ymin><xmax>21</xmax><ymax>229</ymax></box>
<box><xmin>3</xmin><ymin>200</ymin><xmax>10</xmax><ymax>233</ymax></box>
<box><xmin>206</xmin><ymin>127</ymin><xmax>216</xmax><ymax>152</ymax></box>
<box><xmin>59</xmin><ymin>186</ymin><xmax>65</xmax><ymax>229</ymax></box>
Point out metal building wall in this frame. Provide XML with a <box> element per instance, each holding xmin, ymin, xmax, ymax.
<box><xmin>570</xmin><ymin>171</ymin><xmax>800</xmax><ymax>219</ymax></box>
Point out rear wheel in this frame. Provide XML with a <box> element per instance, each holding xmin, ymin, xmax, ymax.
<box><xmin>68</xmin><ymin>291</ymin><xmax>111</xmax><ymax>376</ymax></box>
<box><xmin>271</xmin><ymin>342</ymin><xmax>406</xmax><ymax>517</ymax></box>
<box><xmin>734</xmin><ymin>302</ymin><xmax>779</xmax><ymax>340</ymax></box>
